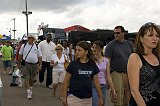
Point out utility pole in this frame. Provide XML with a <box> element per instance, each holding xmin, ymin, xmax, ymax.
<box><xmin>22</xmin><ymin>0</ymin><xmax>32</xmax><ymax>36</ymax></box>
<box><xmin>12</xmin><ymin>18</ymin><xmax>16</xmax><ymax>40</ymax></box>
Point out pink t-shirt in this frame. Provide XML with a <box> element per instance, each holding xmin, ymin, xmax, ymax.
<box><xmin>96</xmin><ymin>57</ymin><xmax>109</xmax><ymax>85</ymax></box>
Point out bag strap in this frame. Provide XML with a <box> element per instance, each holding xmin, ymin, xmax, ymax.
<box><xmin>24</xmin><ymin>44</ymin><xmax>34</xmax><ymax>61</ymax></box>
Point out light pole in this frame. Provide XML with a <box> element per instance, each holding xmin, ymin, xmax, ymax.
<box><xmin>11</xmin><ymin>18</ymin><xmax>16</xmax><ymax>40</ymax></box>
<box><xmin>22</xmin><ymin>0</ymin><xmax>32</xmax><ymax>36</ymax></box>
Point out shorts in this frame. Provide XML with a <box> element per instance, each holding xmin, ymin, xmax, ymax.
<box><xmin>67</xmin><ymin>94</ymin><xmax>92</xmax><ymax>106</ymax></box>
<box><xmin>3</xmin><ymin>60</ymin><xmax>12</xmax><ymax>68</ymax></box>
<box><xmin>21</xmin><ymin>63</ymin><xmax>37</xmax><ymax>80</ymax></box>
<box><xmin>52</xmin><ymin>71</ymin><xmax>66</xmax><ymax>84</ymax></box>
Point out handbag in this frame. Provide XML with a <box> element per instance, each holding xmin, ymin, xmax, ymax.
<box><xmin>64</xmin><ymin>55</ymin><xmax>69</xmax><ymax>70</ymax></box>
<box><xmin>21</xmin><ymin>44</ymin><xmax>33</xmax><ymax>66</ymax></box>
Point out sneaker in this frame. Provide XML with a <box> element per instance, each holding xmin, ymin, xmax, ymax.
<box><xmin>39</xmin><ymin>82</ymin><xmax>44</xmax><ymax>86</ymax></box>
<box><xmin>27</xmin><ymin>92</ymin><xmax>32</xmax><ymax>100</ymax></box>
<box><xmin>30</xmin><ymin>87</ymin><xmax>33</xmax><ymax>94</ymax></box>
<box><xmin>47</xmin><ymin>85</ymin><xmax>53</xmax><ymax>89</ymax></box>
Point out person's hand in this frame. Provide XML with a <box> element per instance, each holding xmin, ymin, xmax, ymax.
<box><xmin>62</xmin><ymin>98</ymin><xmax>67</xmax><ymax>106</ymax></box>
<box><xmin>111</xmin><ymin>90</ymin><xmax>117</xmax><ymax>103</ymax></box>
<box><xmin>112</xmin><ymin>91</ymin><xmax>117</xmax><ymax>99</ymax></box>
<box><xmin>98</xmin><ymin>98</ymin><xmax>103</xmax><ymax>106</ymax></box>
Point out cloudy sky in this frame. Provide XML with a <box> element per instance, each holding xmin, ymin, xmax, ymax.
<box><xmin>0</xmin><ymin>0</ymin><xmax>160</xmax><ymax>39</ymax></box>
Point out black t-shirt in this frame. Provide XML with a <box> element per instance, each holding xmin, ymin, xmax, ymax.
<box><xmin>66</xmin><ymin>60</ymin><xmax>99</xmax><ymax>99</ymax></box>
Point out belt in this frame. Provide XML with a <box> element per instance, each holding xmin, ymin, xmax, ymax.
<box><xmin>111</xmin><ymin>70</ymin><xmax>126</xmax><ymax>74</ymax></box>
<box><xmin>25</xmin><ymin>62</ymin><xmax>37</xmax><ymax>65</ymax></box>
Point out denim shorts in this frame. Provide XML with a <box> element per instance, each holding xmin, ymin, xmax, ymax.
<box><xmin>3</xmin><ymin>60</ymin><xmax>12</xmax><ymax>68</ymax></box>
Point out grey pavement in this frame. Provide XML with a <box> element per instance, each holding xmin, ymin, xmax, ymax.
<box><xmin>0</xmin><ymin>59</ymin><xmax>113</xmax><ymax>106</ymax></box>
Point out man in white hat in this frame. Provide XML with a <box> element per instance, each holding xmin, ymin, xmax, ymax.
<box><xmin>18</xmin><ymin>34</ymin><xmax>42</xmax><ymax>99</ymax></box>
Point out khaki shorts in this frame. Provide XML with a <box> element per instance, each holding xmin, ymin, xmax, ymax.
<box><xmin>21</xmin><ymin>63</ymin><xmax>37</xmax><ymax>80</ymax></box>
<box><xmin>52</xmin><ymin>71</ymin><xmax>66</xmax><ymax>84</ymax></box>
<box><xmin>110</xmin><ymin>71</ymin><xmax>130</xmax><ymax>106</ymax></box>
<box><xmin>67</xmin><ymin>94</ymin><xmax>92</xmax><ymax>106</ymax></box>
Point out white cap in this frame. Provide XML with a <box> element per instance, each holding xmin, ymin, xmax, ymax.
<box><xmin>27</xmin><ymin>34</ymin><xmax>36</xmax><ymax>40</ymax></box>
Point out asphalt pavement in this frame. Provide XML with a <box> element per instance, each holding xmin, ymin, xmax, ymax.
<box><xmin>0</xmin><ymin>59</ymin><xmax>113</xmax><ymax>106</ymax></box>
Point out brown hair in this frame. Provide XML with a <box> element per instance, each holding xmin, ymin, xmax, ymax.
<box><xmin>76</xmin><ymin>41</ymin><xmax>96</xmax><ymax>62</ymax></box>
<box><xmin>135</xmin><ymin>22</ymin><xmax>160</xmax><ymax>58</ymax></box>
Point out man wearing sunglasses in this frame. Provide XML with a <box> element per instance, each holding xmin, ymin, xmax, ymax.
<box><xmin>105</xmin><ymin>26</ymin><xmax>133</xmax><ymax>106</ymax></box>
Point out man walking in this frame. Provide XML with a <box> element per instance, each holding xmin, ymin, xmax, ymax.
<box><xmin>105</xmin><ymin>26</ymin><xmax>133</xmax><ymax>106</ymax></box>
<box><xmin>18</xmin><ymin>35</ymin><xmax>42</xmax><ymax>99</ymax></box>
<box><xmin>1</xmin><ymin>41</ymin><xmax>13</xmax><ymax>74</ymax></box>
<box><xmin>38</xmin><ymin>33</ymin><xmax>56</xmax><ymax>88</ymax></box>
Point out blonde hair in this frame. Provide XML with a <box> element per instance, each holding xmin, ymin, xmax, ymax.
<box><xmin>55</xmin><ymin>44</ymin><xmax>64</xmax><ymax>51</ymax></box>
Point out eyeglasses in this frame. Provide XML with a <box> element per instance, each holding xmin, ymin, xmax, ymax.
<box><xmin>55</xmin><ymin>49</ymin><xmax>61</xmax><ymax>51</ymax></box>
<box><xmin>114</xmin><ymin>32</ymin><xmax>121</xmax><ymax>35</ymax></box>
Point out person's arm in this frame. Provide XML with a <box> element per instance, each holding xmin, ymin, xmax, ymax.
<box><xmin>1</xmin><ymin>46</ymin><xmax>4</xmax><ymax>58</ymax></box>
<box><xmin>38</xmin><ymin>42</ymin><xmax>42</xmax><ymax>53</ymax></box>
<box><xmin>106</xmin><ymin>60</ymin><xmax>117</xmax><ymax>101</ymax></box>
<box><xmin>127</xmin><ymin>53</ymin><xmax>146</xmax><ymax>106</ymax></box>
<box><xmin>36</xmin><ymin>56</ymin><xmax>42</xmax><ymax>71</ymax></box>
<box><xmin>50</xmin><ymin>60</ymin><xmax>58</xmax><ymax>67</ymax></box>
<box><xmin>62</xmin><ymin>72</ymin><xmax>71</xmax><ymax>106</ymax></box>
<box><xmin>50</xmin><ymin>55</ymin><xmax>58</xmax><ymax>67</ymax></box>
<box><xmin>17</xmin><ymin>54</ymin><xmax>22</xmax><ymax>68</ymax></box>
<box><xmin>93</xmin><ymin>74</ymin><xmax>103</xmax><ymax>106</ymax></box>
<box><xmin>17</xmin><ymin>44</ymin><xmax>24</xmax><ymax>68</ymax></box>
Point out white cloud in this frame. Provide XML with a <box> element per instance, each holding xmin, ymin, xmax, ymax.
<box><xmin>0</xmin><ymin>0</ymin><xmax>160</xmax><ymax>39</ymax></box>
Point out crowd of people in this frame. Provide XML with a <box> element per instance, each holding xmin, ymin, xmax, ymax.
<box><xmin>0</xmin><ymin>22</ymin><xmax>160</xmax><ymax>106</ymax></box>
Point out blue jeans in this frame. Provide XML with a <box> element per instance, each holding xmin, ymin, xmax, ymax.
<box><xmin>92</xmin><ymin>84</ymin><xmax>107</xmax><ymax>106</ymax></box>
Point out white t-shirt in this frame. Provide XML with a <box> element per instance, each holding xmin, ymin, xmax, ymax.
<box><xmin>51</xmin><ymin>54</ymin><xmax>67</xmax><ymax>72</ymax></box>
<box><xmin>19</xmin><ymin>43</ymin><xmax>42</xmax><ymax>63</ymax></box>
<box><xmin>63</xmin><ymin>47</ymin><xmax>70</xmax><ymax>59</ymax></box>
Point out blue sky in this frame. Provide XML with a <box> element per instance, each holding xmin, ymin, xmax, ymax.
<box><xmin>0</xmin><ymin>0</ymin><xmax>160</xmax><ymax>39</ymax></box>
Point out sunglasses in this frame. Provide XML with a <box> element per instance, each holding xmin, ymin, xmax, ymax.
<box><xmin>114</xmin><ymin>32</ymin><xmax>121</xmax><ymax>35</ymax></box>
<box><xmin>55</xmin><ymin>49</ymin><xmax>61</xmax><ymax>51</ymax></box>
<box><xmin>141</xmin><ymin>22</ymin><xmax>156</xmax><ymax>29</ymax></box>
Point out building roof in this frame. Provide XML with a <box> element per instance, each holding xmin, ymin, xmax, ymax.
<box><xmin>64</xmin><ymin>25</ymin><xmax>91</xmax><ymax>32</ymax></box>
